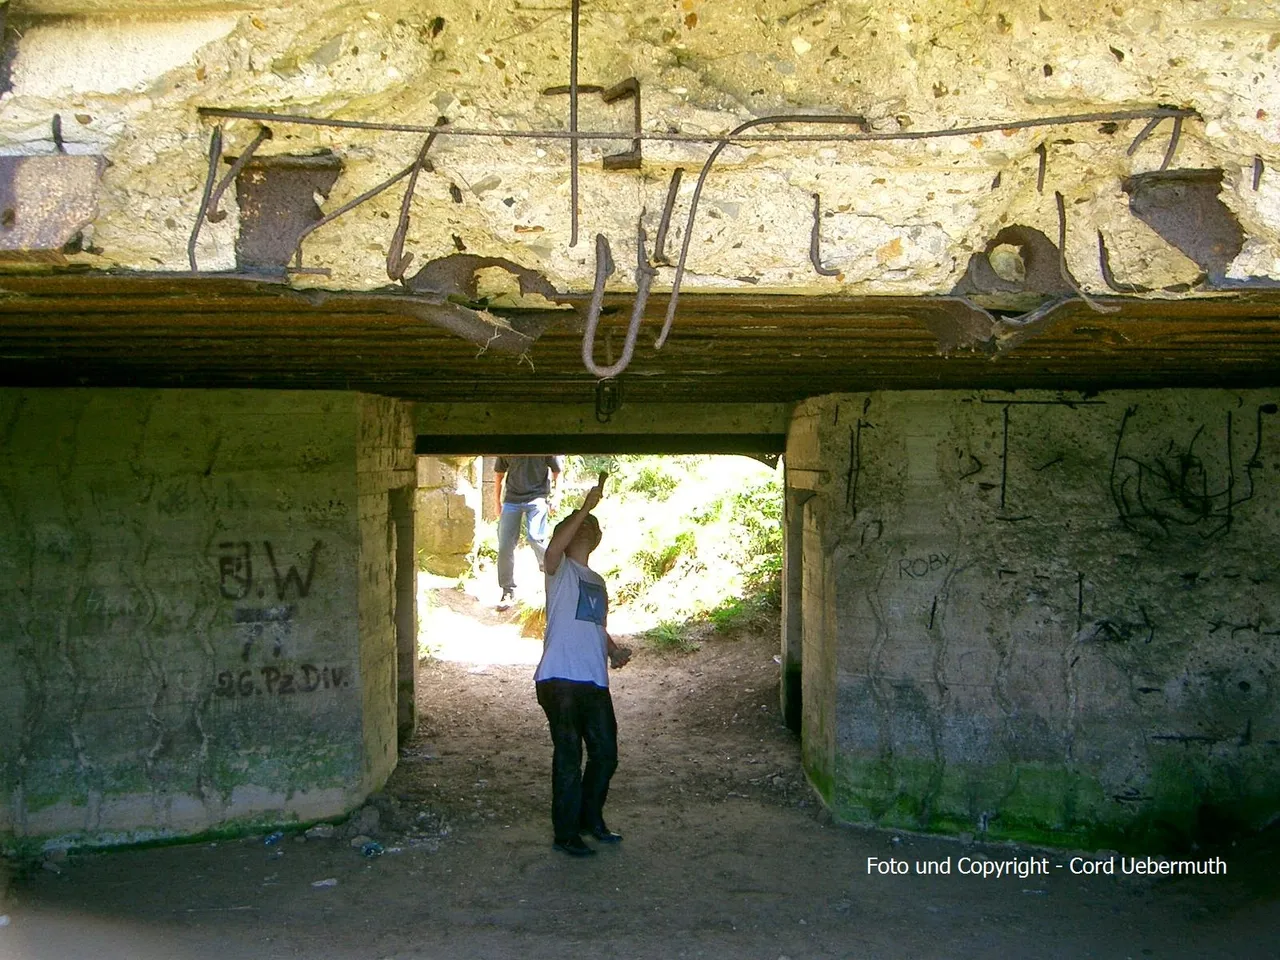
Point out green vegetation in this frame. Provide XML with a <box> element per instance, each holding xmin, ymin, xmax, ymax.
<box><xmin>467</xmin><ymin>453</ymin><xmax>783</xmax><ymax>653</ymax></box>
<box><xmin>569</xmin><ymin>454</ymin><xmax>782</xmax><ymax>651</ymax></box>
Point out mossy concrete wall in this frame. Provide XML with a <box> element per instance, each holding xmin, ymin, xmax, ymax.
<box><xmin>0</xmin><ymin>388</ymin><xmax>412</xmax><ymax>848</ymax></box>
<box><xmin>788</xmin><ymin>389</ymin><xmax>1280</xmax><ymax>850</ymax></box>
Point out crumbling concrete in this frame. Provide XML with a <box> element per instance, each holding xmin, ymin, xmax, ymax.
<box><xmin>788</xmin><ymin>389</ymin><xmax>1280</xmax><ymax>850</ymax></box>
<box><xmin>0</xmin><ymin>1</ymin><xmax>1276</xmax><ymax>298</ymax></box>
<box><xmin>0</xmin><ymin>388</ymin><xmax>413</xmax><ymax>848</ymax></box>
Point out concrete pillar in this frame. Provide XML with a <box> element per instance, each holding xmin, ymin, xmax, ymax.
<box><xmin>390</xmin><ymin>486</ymin><xmax>417</xmax><ymax>746</ymax></box>
<box><xmin>0</xmin><ymin>388</ymin><xmax>413</xmax><ymax>848</ymax></box>
<box><xmin>790</xmin><ymin>389</ymin><xmax>1280</xmax><ymax>851</ymax></box>
<box><xmin>779</xmin><ymin>480</ymin><xmax>811</xmax><ymax>734</ymax></box>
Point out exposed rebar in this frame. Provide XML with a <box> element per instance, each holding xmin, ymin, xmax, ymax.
<box><xmin>187</xmin><ymin>126</ymin><xmax>224</xmax><ymax>271</ymax></box>
<box><xmin>809</xmin><ymin>193</ymin><xmax>840</xmax><ymax>277</ymax></box>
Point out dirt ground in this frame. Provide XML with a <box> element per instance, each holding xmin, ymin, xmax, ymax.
<box><xmin>5</xmin><ymin>579</ymin><xmax>1279</xmax><ymax>960</ymax></box>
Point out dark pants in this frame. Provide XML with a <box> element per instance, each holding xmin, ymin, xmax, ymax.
<box><xmin>535</xmin><ymin>679</ymin><xmax>618</xmax><ymax>842</ymax></box>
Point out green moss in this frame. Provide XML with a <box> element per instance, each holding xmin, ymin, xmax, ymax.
<box><xmin>826</xmin><ymin>752</ymin><xmax>1271</xmax><ymax>853</ymax></box>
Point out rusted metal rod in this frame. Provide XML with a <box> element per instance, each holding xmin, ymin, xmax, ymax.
<box><xmin>187</xmin><ymin>126</ymin><xmax>224</xmax><ymax>271</ymax></box>
<box><xmin>387</xmin><ymin>125</ymin><xmax>444</xmax><ymax>281</ymax></box>
<box><xmin>1127</xmin><ymin>116</ymin><xmax>1164</xmax><ymax>156</ymax></box>
<box><xmin>809</xmin><ymin>193</ymin><xmax>840</xmax><ymax>277</ymax></box>
<box><xmin>206</xmin><ymin>126</ymin><xmax>272</xmax><ymax>223</ymax></box>
<box><xmin>568</xmin><ymin>0</ymin><xmax>581</xmax><ymax>246</ymax></box>
<box><xmin>581</xmin><ymin>223</ymin><xmax>657</xmax><ymax>379</ymax></box>
<box><xmin>196</xmin><ymin>105</ymin><xmax>1198</xmax><ymax>145</ymax></box>
<box><xmin>652</xmin><ymin>167</ymin><xmax>684</xmax><ymax>264</ymax></box>
<box><xmin>658</xmin><ymin>113</ymin><xmax>870</xmax><ymax>349</ymax></box>
<box><xmin>1054</xmin><ymin>191</ymin><xmax>1117</xmax><ymax>314</ymax></box>
<box><xmin>1159</xmin><ymin>115</ymin><xmax>1183</xmax><ymax>171</ymax></box>
<box><xmin>1096</xmin><ymin>230</ymin><xmax>1151</xmax><ymax>294</ymax></box>
<box><xmin>292</xmin><ymin>160</ymin><xmax>420</xmax><ymax>271</ymax></box>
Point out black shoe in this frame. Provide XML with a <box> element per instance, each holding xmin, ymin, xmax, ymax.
<box><xmin>497</xmin><ymin>589</ymin><xmax>515</xmax><ymax>610</ymax></box>
<box><xmin>553</xmin><ymin>835</ymin><xmax>596</xmax><ymax>857</ymax></box>
<box><xmin>583</xmin><ymin>823</ymin><xmax>622</xmax><ymax>844</ymax></box>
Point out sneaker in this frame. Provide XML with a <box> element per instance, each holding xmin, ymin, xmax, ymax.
<box><xmin>496</xmin><ymin>589</ymin><xmax>515</xmax><ymax>610</ymax></box>
<box><xmin>582</xmin><ymin>822</ymin><xmax>622</xmax><ymax>844</ymax></box>
<box><xmin>553</xmin><ymin>835</ymin><xmax>595</xmax><ymax>857</ymax></box>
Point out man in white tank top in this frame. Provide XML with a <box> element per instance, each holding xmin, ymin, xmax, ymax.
<box><xmin>534</xmin><ymin>473</ymin><xmax>631</xmax><ymax>857</ymax></box>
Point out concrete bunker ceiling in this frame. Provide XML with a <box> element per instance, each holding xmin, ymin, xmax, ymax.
<box><xmin>2</xmin><ymin>1</ymin><xmax>1280</xmax><ymax>400</ymax></box>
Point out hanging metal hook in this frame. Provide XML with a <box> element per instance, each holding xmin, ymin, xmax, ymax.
<box><xmin>581</xmin><ymin>221</ymin><xmax>657</xmax><ymax>379</ymax></box>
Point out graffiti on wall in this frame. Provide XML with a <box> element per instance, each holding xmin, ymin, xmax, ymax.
<box><xmin>213</xmin><ymin>663</ymin><xmax>350</xmax><ymax>698</ymax></box>
<box><xmin>215</xmin><ymin>540</ymin><xmax>334</xmax><ymax>676</ymax></box>
<box><xmin>218</xmin><ymin>539</ymin><xmax>322</xmax><ymax>601</ymax></box>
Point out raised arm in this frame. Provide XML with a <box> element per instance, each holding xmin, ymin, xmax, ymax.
<box><xmin>543</xmin><ymin>475</ymin><xmax>604</xmax><ymax>575</ymax></box>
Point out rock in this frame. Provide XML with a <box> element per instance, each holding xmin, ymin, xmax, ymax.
<box><xmin>349</xmin><ymin>834</ymin><xmax>373</xmax><ymax>848</ymax></box>
<box><xmin>310</xmin><ymin>877</ymin><xmax>339</xmax><ymax>888</ymax></box>
<box><xmin>341</xmin><ymin>805</ymin><xmax>381</xmax><ymax>839</ymax></box>
<box><xmin>305</xmin><ymin>823</ymin><xmax>336</xmax><ymax>840</ymax></box>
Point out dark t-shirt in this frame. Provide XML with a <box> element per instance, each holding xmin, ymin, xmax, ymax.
<box><xmin>495</xmin><ymin>455</ymin><xmax>563</xmax><ymax>504</ymax></box>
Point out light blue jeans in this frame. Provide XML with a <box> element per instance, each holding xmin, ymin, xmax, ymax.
<box><xmin>497</xmin><ymin>498</ymin><xmax>550</xmax><ymax>592</ymax></box>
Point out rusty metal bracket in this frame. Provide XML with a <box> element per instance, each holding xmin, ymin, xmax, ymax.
<box><xmin>1253</xmin><ymin>156</ymin><xmax>1264</xmax><ymax>191</ymax></box>
<box><xmin>1122</xmin><ymin>168</ymin><xmax>1243</xmax><ymax>282</ymax></box>
<box><xmin>595</xmin><ymin>377</ymin><xmax>623</xmax><ymax>423</ymax></box>
<box><xmin>600</xmin><ymin>78</ymin><xmax>642</xmax><ymax>170</ymax></box>
<box><xmin>581</xmin><ymin>223</ymin><xmax>657</xmax><ymax>379</ymax></box>
<box><xmin>543</xmin><ymin>76</ymin><xmax>644</xmax><ymax>170</ymax></box>
<box><xmin>809</xmin><ymin>192</ymin><xmax>840</xmax><ymax>277</ymax></box>
<box><xmin>52</xmin><ymin>114</ymin><xmax>65</xmax><ymax>154</ymax></box>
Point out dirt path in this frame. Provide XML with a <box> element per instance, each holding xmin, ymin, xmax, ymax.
<box><xmin>5</xmin><ymin>585</ymin><xmax>1277</xmax><ymax>959</ymax></box>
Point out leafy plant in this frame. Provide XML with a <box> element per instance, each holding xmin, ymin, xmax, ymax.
<box><xmin>643</xmin><ymin>619</ymin><xmax>700</xmax><ymax>653</ymax></box>
<box><xmin>627</xmin><ymin>465</ymin><xmax>678</xmax><ymax>500</ymax></box>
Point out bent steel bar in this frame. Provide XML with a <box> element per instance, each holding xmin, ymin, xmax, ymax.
<box><xmin>1096</xmin><ymin>230</ymin><xmax>1152</xmax><ymax>294</ymax></box>
<box><xmin>658</xmin><ymin>113</ymin><xmax>870</xmax><ymax>349</ymax></box>
<box><xmin>809</xmin><ymin>193</ymin><xmax>840</xmax><ymax>277</ymax></box>
<box><xmin>653</xmin><ymin>167</ymin><xmax>684</xmax><ymax>264</ymax></box>
<box><xmin>387</xmin><ymin>126</ymin><xmax>444</xmax><ymax>281</ymax></box>
<box><xmin>582</xmin><ymin>223</ymin><xmax>657</xmax><ymax>379</ymax></box>
<box><xmin>206</xmin><ymin>126</ymin><xmax>273</xmax><ymax>223</ymax></box>
<box><xmin>1054</xmin><ymin>191</ymin><xmax>1118</xmax><ymax>314</ymax></box>
<box><xmin>196</xmin><ymin>105</ymin><xmax>1197</xmax><ymax>144</ymax></box>
<box><xmin>292</xmin><ymin>161</ymin><xmax>417</xmax><ymax>271</ymax></box>
<box><xmin>187</xmin><ymin>125</ymin><xmax>224</xmax><ymax>271</ymax></box>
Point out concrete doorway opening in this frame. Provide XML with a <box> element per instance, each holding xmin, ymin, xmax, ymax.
<box><xmin>402</xmin><ymin>441</ymin><xmax>797</xmax><ymax>842</ymax></box>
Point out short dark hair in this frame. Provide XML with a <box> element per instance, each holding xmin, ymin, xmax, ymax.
<box><xmin>553</xmin><ymin>513</ymin><xmax>601</xmax><ymax>549</ymax></box>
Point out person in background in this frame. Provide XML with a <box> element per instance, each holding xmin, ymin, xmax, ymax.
<box><xmin>494</xmin><ymin>454</ymin><xmax>563</xmax><ymax>609</ymax></box>
<box><xmin>534</xmin><ymin>473</ymin><xmax>631</xmax><ymax>857</ymax></box>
